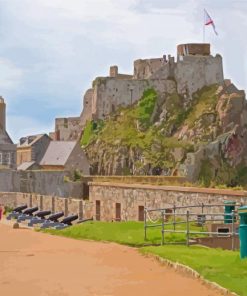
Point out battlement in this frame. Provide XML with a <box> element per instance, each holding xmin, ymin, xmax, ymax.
<box><xmin>109</xmin><ymin>65</ymin><xmax>133</xmax><ymax>80</ymax></box>
<box><xmin>133</xmin><ymin>58</ymin><xmax>165</xmax><ymax>79</ymax></box>
<box><xmin>109</xmin><ymin>66</ymin><xmax>118</xmax><ymax>77</ymax></box>
<box><xmin>177</xmin><ymin>43</ymin><xmax>210</xmax><ymax>57</ymax></box>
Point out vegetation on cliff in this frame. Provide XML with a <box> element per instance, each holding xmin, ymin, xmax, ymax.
<box><xmin>81</xmin><ymin>83</ymin><xmax>247</xmax><ymax>187</ymax></box>
<box><xmin>82</xmin><ymin>88</ymin><xmax>194</xmax><ymax>175</ymax></box>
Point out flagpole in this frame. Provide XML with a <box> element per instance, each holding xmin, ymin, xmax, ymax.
<box><xmin>203</xmin><ymin>9</ymin><xmax>205</xmax><ymax>43</ymax></box>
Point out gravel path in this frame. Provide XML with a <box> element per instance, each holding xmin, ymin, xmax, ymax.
<box><xmin>0</xmin><ymin>223</ymin><xmax>222</xmax><ymax>296</ymax></box>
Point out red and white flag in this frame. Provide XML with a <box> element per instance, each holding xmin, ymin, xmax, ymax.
<box><xmin>204</xmin><ymin>9</ymin><xmax>218</xmax><ymax>35</ymax></box>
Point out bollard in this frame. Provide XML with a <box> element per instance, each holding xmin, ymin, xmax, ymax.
<box><xmin>224</xmin><ymin>201</ymin><xmax>236</xmax><ymax>224</ymax></box>
<box><xmin>238</xmin><ymin>206</ymin><xmax>247</xmax><ymax>259</ymax></box>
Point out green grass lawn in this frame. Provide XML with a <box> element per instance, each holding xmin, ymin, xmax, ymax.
<box><xmin>40</xmin><ymin>221</ymin><xmax>245</xmax><ymax>295</ymax></box>
<box><xmin>141</xmin><ymin>245</ymin><xmax>247</xmax><ymax>296</ymax></box>
<box><xmin>41</xmin><ymin>220</ymin><xmax>206</xmax><ymax>246</ymax></box>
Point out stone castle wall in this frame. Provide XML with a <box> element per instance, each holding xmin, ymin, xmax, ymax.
<box><xmin>0</xmin><ymin>170</ymin><xmax>88</xmax><ymax>198</ymax></box>
<box><xmin>89</xmin><ymin>182</ymin><xmax>247</xmax><ymax>221</ymax></box>
<box><xmin>82</xmin><ymin>51</ymin><xmax>223</xmax><ymax>124</ymax></box>
<box><xmin>1</xmin><ymin>182</ymin><xmax>247</xmax><ymax>222</ymax></box>
<box><xmin>55</xmin><ymin>117</ymin><xmax>82</xmax><ymax>141</ymax></box>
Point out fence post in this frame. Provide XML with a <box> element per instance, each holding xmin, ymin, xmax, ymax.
<box><xmin>162</xmin><ymin>210</ymin><xmax>165</xmax><ymax>245</ymax></box>
<box><xmin>186</xmin><ymin>210</ymin><xmax>190</xmax><ymax>247</ymax></box>
<box><xmin>144</xmin><ymin>207</ymin><xmax>147</xmax><ymax>241</ymax></box>
<box><xmin>201</xmin><ymin>202</ymin><xmax>204</xmax><ymax>214</ymax></box>
<box><xmin>231</xmin><ymin>210</ymin><xmax>235</xmax><ymax>251</ymax></box>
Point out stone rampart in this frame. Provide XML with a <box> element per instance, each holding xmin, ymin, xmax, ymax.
<box><xmin>0</xmin><ymin>170</ymin><xmax>86</xmax><ymax>198</ymax></box>
<box><xmin>89</xmin><ymin>182</ymin><xmax>247</xmax><ymax>221</ymax></box>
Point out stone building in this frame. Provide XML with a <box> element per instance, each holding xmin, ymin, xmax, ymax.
<box><xmin>0</xmin><ymin>97</ymin><xmax>16</xmax><ymax>169</ymax></box>
<box><xmin>39</xmin><ymin>141</ymin><xmax>90</xmax><ymax>174</ymax></box>
<box><xmin>17</xmin><ymin>134</ymin><xmax>51</xmax><ymax>170</ymax></box>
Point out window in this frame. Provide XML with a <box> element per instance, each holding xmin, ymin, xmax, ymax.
<box><xmin>5</xmin><ymin>153</ymin><xmax>11</xmax><ymax>165</ymax></box>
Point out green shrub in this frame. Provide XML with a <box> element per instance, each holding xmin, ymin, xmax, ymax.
<box><xmin>137</xmin><ymin>89</ymin><xmax>157</xmax><ymax>129</ymax></box>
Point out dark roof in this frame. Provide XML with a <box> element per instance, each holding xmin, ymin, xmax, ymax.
<box><xmin>39</xmin><ymin>141</ymin><xmax>77</xmax><ymax>166</ymax></box>
<box><xmin>17</xmin><ymin>161</ymin><xmax>36</xmax><ymax>171</ymax></box>
<box><xmin>0</xmin><ymin>128</ymin><xmax>13</xmax><ymax>145</ymax></box>
<box><xmin>18</xmin><ymin>134</ymin><xmax>50</xmax><ymax>147</ymax></box>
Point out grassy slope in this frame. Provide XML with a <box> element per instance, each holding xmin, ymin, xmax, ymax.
<box><xmin>42</xmin><ymin>220</ymin><xmax>206</xmax><ymax>246</ymax></box>
<box><xmin>141</xmin><ymin>245</ymin><xmax>247</xmax><ymax>296</ymax></box>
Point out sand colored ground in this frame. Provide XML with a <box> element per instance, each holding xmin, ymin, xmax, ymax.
<box><xmin>0</xmin><ymin>222</ymin><xmax>222</xmax><ymax>296</ymax></box>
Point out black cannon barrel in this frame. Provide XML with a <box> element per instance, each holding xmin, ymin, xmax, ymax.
<box><xmin>60</xmin><ymin>214</ymin><xmax>78</xmax><ymax>226</ymax></box>
<box><xmin>77</xmin><ymin>218</ymin><xmax>93</xmax><ymax>224</ymax></box>
<box><xmin>48</xmin><ymin>212</ymin><xmax>64</xmax><ymax>222</ymax></box>
<box><xmin>23</xmin><ymin>206</ymin><xmax>39</xmax><ymax>215</ymax></box>
<box><xmin>35</xmin><ymin>210</ymin><xmax>51</xmax><ymax>219</ymax></box>
<box><xmin>13</xmin><ymin>205</ymin><xmax>28</xmax><ymax>213</ymax></box>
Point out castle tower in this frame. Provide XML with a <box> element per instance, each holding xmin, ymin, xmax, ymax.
<box><xmin>177</xmin><ymin>43</ymin><xmax>210</xmax><ymax>57</ymax></box>
<box><xmin>109</xmin><ymin>66</ymin><xmax>118</xmax><ymax>77</ymax></box>
<box><xmin>0</xmin><ymin>96</ymin><xmax>6</xmax><ymax>131</ymax></box>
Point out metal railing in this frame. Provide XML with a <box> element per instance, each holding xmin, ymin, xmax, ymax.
<box><xmin>144</xmin><ymin>203</ymin><xmax>241</xmax><ymax>250</ymax></box>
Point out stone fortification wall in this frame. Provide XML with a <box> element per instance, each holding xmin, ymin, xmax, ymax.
<box><xmin>0</xmin><ymin>170</ymin><xmax>87</xmax><ymax>198</ymax></box>
<box><xmin>91</xmin><ymin>78</ymin><xmax>177</xmax><ymax>120</ymax></box>
<box><xmin>133</xmin><ymin>58</ymin><xmax>165</xmax><ymax>79</ymax></box>
<box><xmin>0</xmin><ymin>192</ymin><xmax>93</xmax><ymax>219</ymax></box>
<box><xmin>82</xmin><ymin>51</ymin><xmax>223</xmax><ymax>124</ymax></box>
<box><xmin>55</xmin><ymin>117</ymin><xmax>82</xmax><ymax>141</ymax></box>
<box><xmin>89</xmin><ymin>182</ymin><xmax>247</xmax><ymax>221</ymax></box>
<box><xmin>80</xmin><ymin>89</ymin><xmax>94</xmax><ymax>126</ymax></box>
<box><xmin>175</xmin><ymin>54</ymin><xmax>224</xmax><ymax>97</ymax></box>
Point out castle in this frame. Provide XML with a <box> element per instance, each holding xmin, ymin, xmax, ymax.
<box><xmin>54</xmin><ymin>43</ymin><xmax>224</xmax><ymax>141</ymax></box>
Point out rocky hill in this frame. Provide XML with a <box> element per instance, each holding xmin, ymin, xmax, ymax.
<box><xmin>73</xmin><ymin>43</ymin><xmax>247</xmax><ymax>187</ymax></box>
<box><xmin>81</xmin><ymin>79</ymin><xmax>247</xmax><ymax>187</ymax></box>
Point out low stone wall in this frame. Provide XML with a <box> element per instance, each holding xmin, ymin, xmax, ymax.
<box><xmin>0</xmin><ymin>170</ymin><xmax>88</xmax><ymax>198</ymax></box>
<box><xmin>0</xmin><ymin>192</ymin><xmax>93</xmax><ymax>219</ymax></box>
<box><xmin>89</xmin><ymin>182</ymin><xmax>247</xmax><ymax>221</ymax></box>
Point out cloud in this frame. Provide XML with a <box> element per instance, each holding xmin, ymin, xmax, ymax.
<box><xmin>0</xmin><ymin>58</ymin><xmax>23</xmax><ymax>92</ymax></box>
<box><xmin>0</xmin><ymin>0</ymin><xmax>246</xmax><ymax>140</ymax></box>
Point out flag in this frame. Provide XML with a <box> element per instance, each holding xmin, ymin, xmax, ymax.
<box><xmin>204</xmin><ymin>9</ymin><xmax>218</xmax><ymax>35</ymax></box>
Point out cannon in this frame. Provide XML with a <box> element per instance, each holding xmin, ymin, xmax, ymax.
<box><xmin>40</xmin><ymin>212</ymin><xmax>64</xmax><ymax>229</ymax></box>
<box><xmin>54</xmin><ymin>214</ymin><xmax>79</xmax><ymax>230</ymax></box>
<box><xmin>28</xmin><ymin>210</ymin><xmax>52</xmax><ymax>227</ymax></box>
<box><xmin>7</xmin><ymin>205</ymin><xmax>28</xmax><ymax>220</ymax></box>
<box><xmin>35</xmin><ymin>210</ymin><xmax>52</xmax><ymax>219</ymax></box>
<box><xmin>77</xmin><ymin>218</ymin><xmax>93</xmax><ymax>224</ymax></box>
<box><xmin>60</xmin><ymin>214</ymin><xmax>78</xmax><ymax>226</ymax></box>
<box><xmin>17</xmin><ymin>206</ymin><xmax>39</xmax><ymax>222</ymax></box>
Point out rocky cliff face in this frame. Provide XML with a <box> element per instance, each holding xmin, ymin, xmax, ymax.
<box><xmin>81</xmin><ymin>80</ymin><xmax>247</xmax><ymax>187</ymax></box>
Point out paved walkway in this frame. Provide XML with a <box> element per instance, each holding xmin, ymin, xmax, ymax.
<box><xmin>0</xmin><ymin>222</ymin><xmax>221</xmax><ymax>296</ymax></box>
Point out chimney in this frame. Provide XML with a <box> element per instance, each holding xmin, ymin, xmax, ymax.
<box><xmin>0</xmin><ymin>96</ymin><xmax>6</xmax><ymax>131</ymax></box>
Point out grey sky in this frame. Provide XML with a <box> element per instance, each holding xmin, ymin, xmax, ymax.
<box><xmin>0</xmin><ymin>0</ymin><xmax>246</xmax><ymax>141</ymax></box>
